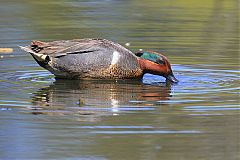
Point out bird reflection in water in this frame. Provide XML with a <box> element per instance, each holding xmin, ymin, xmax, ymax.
<box><xmin>31</xmin><ymin>79</ymin><xmax>172</xmax><ymax>117</ymax></box>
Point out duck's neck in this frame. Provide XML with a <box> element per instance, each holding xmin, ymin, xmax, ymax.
<box><xmin>138</xmin><ymin>58</ymin><xmax>163</xmax><ymax>76</ymax></box>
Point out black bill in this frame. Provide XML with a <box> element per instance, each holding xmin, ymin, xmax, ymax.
<box><xmin>166</xmin><ymin>73</ymin><xmax>179</xmax><ymax>83</ymax></box>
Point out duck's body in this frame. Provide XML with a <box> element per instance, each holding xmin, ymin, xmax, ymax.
<box><xmin>20</xmin><ymin>38</ymin><xmax>178</xmax><ymax>82</ymax></box>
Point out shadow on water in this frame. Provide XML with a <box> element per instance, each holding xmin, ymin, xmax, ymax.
<box><xmin>30</xmin><ymin>79</ymin><xmax>172</xmax><ymax>116</ymax></box>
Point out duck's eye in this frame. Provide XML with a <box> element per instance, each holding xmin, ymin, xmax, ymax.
<box><xmin>156</xmin><ymin>58</ymin><xmax>165</xmax><ymax>65</ymax></box>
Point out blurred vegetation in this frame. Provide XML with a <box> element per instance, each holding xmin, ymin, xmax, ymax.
<box><xmin>0</xmin><ymin>0</ymin><xmax>239</xmax><ymax>66</ymax></box>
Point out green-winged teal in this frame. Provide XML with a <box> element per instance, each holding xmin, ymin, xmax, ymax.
<box><xmin>20</xmin><ymin>38</ymin><xmax>178</xmax><ymax>83</ymax></box>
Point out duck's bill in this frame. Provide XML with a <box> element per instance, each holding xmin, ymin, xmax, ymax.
<box><xmin>166</xmin><ymin>74</ymin><xmax>179</xmax><ymax>83</ymax></box>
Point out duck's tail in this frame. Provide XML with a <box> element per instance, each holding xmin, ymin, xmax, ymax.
<box><xmin>19</xmin><ymin>45</ymin><xmax>49</xmax><ymax>63</ymax></box>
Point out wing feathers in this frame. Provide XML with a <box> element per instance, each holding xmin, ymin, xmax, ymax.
<box><xmin>20</xmin><ymin>38</ymin><xmax>134</xmax><ymax>59</ymax></box>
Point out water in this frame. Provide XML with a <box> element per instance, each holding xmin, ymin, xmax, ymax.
<box><xmin>0</xmin><ymin>0</ymin><xmax>239</xmax><ymax>159</ymax></box>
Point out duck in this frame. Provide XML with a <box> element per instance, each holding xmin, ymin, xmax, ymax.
<box><xmin>20</xmin><ymin>38</ymin><xmax>178</xmax><ymax>83</ymax></box>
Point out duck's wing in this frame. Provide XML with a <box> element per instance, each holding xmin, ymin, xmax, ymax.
<box><xmin>20</xmin><ymin>38</ymin><xmax>135</xmax><ymax>58</ymax></box>
<box><xmin>20</xmin><ymin>39</ymin><xmax>101</xmax><ymax>58</ymax></box>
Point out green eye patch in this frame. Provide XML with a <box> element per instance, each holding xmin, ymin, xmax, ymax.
<box><xmin>136</xmin><ymin>51</ymin><xmax>164</xmax><ymax>64</ymax></box>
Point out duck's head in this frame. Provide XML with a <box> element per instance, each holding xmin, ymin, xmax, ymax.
<box><xmin>136</xmin><ymin>50</ymin><xmax>178</xmax><ymax>83</ymax></box>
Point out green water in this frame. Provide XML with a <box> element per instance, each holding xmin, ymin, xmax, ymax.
<box><xmin>0</xmin><ymin>0</ymin><xmax>239</xmax><ymax>160</ymax></box>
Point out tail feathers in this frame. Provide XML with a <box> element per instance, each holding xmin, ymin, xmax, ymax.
<box><xmin>19</xmin><ymin>46</ymin><xmax>35</xmax><ymax>54</ymax></box>
<box><xmin>19</xmin><ymin>46</ymin><xmax>49</xmax><ymax>62</ymax></box>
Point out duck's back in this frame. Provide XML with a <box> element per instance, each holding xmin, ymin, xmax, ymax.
<box><xmin>32</xmin><ymin>39</ymin><xmax>143</xmax><ymax>79</ymax></box>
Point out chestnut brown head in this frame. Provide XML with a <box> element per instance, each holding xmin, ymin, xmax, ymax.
<box><xmin>136</xmin><ymin>50</ymin><xmax>178</xmax><ymax>83</ymax></box>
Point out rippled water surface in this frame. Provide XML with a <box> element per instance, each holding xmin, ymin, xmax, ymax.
<box><xmin>0</xmin><ymin>0</ymin><xmax>239</xmax><ymax>160</ymax></box>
